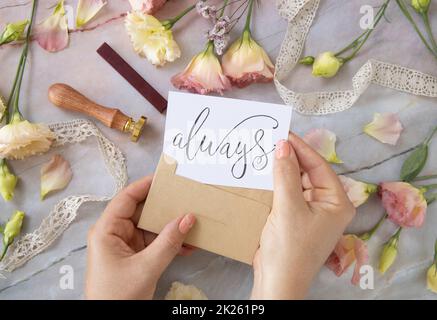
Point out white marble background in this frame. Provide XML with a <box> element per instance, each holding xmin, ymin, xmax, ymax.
<box><xmin>0</xmin><ymin>0</ymin><xmax>436</xmax><ymax>299</ymax></box>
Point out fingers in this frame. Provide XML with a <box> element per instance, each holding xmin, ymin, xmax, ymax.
<box><xmin>289</xmin><ymin>133</ymin><xmax>343</xmax><ymax>191</ymax></box>
<box><xmin>139</xmin><ymin>214</ymin><xmax>196</xmax><ymax>275</ymax></box>
<box><xmin>272</xmin><ymin>139</ymin><xmax>307</xmax><ymax>212</ymax></box>
<box><xmin>101</xmin><ymin>176</ymin><xmax>153</xmax><ymax>222</ymax></box>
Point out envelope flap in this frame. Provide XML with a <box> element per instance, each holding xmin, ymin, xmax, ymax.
<box><xmin>138</xmin><ymin>154</ymin><xmax>272</xmax><ymax>264</ymax></box>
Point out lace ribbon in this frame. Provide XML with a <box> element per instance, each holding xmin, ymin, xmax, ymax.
<box><xmin>274</xmin><ymin>0</ymin><xmax>437</xmax><ymax>115</ymax></box>
<box><xmin>0</xmin><ymin>119</ymin><xmax>127</xmax><ymax>272</ymax></box>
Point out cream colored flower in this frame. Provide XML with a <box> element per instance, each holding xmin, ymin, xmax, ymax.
<box><xmin>0</xmin><ymin>20</ymin><xmax>29</xmax><ymax>45</ymax></box>
<box><xmin>125</xmin><ymin>10</ymin><xmax>181</xmax><ymax>66</ymax></box>
<box><xmin>0</xmin><ymin>115</ymin><xmax>55</xmax><ymax>160</ymax></box>
<box><xmin>165</xmin><ymin>281</ymin><xmax>208</xmax><ymax>300</ymax></box>
<box><xmin>222</xmin><ymin>30</ymin><xmax>275</xmax><ymax>88</ymax></box>
<box><xmin>76</xmin><ymin>0</ymin><xmax>107</xmax><ymax>28</ymax></box>
<box><xmin>172</xmin><ymin>42</ymin><xmax>231</xmax><ymax>95</ymax></box>
<box><xmin>41</xmin><ymin>154</ymin><xmax>73</xmax><ymax>200</ymax></box>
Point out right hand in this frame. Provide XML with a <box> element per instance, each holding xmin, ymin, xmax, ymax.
<box><xmin>251</xmin><ymin>133</ymin><xmax>356</xmax><ymax>299</ymax></box>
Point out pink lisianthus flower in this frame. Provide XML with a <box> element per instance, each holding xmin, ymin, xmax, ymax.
<box><xmin>222</xmin><ymin>30</ymin><xmax>274</xmax><ymax>88</ymax></box>
<box><xmin>171</xmin><ymin>42</ymin><xmax>231</xmax><ymax>95</ymax></box>
<box><xmin>129</xmin><ymin>0</ymin><xmax>167</xmax><ymax>14</ymax></box>
<box><xmin>379</xmin><ymin>182</ymin><xmax>427</xmax><ymax>228</ymax></box>
<box><xmin>339</xmin><ymin>176</ymin><xmax>377</xmax><ymax>208</ymax></box>
<box><xmin>325</xmin><ymin>234</ymin><xmax>369</xmax><ymax>285</ymax></box>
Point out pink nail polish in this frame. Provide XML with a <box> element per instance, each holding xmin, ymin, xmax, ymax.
<box><xmin>276</xmin><ymin>140</ymin><xmax>290</xmax><ymax>159</ymax></box>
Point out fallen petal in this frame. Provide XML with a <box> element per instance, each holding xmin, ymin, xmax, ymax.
<box><xmin>129</xmin><ymin>0</ymin><xmax>167</xmax><ymax>14</ymax></box>
<box><xmin>364</xmin><ymin>113</ymin><xmax>403</xmax><ymax>145</ymax></box>
<box><xmin>40</xmin><ymin>154</ymin><xmax>73</xmax><ymax>200</ymax></box>
<box><xmin>303</xmin><ymin>128</ymin><xmax>343</xmax><ymax>164</ymax></box>
<box><xmin>76</xmin><ymin>0</ymin><xmax>107</xmax><ymax>28</ymax></box>
<box><xmin>34</xmin><ymin>1</ymin><xmax>69</xmax><ymax>52</ymax></box>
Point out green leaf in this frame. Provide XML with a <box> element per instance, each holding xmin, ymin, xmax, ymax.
<box><xmin>400</xmin><ymin>143</ymin><xmax>428</xmax><ymax>182</ymax></box>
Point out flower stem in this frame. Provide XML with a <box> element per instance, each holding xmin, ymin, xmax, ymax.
<box><xmin>243</xmin><ymin>0</ymin><xmax>255</xmax><ymax>32</ymax></box>
<box><xmin>396</xmin><ymin>0</ymin><xmax>437</xmax><ymax>58</ymax></box>
<box><xmin>426</xmin><ymin>193</ymin><xmax>437</xmax><ymax>204</ymax></box>
<box><xmin>220</xmin><ymin>0</ymin><xmax>230</xmax><ymax>17</ymax></box>
<box><xmin>425</xmin><ymin>125</ymin><xmax>437</xmax><ymax>145</ymax></box>
<box><xmin>8</xmin><ymin>0</ymin><xmax>37</xmax><ymax>122</ymax></box>
<box><xmin>420</xmin><ymin>184</ymin><xmax>437</xmax><ymax>191</ymax></box>
<box><xmin>341</xmin><ymin>0</ymin><xmax>390</xmax><ymax>62</ymax></box>
<box><xmin>414</xmin><ymin>174</ymin><xmax>437</xmax><ymax>182</ymax></box>
<box><xmin>0</xmin><ymin>243</ymin><xmax>10</xmax><ymax>261</ymax></box>
<box><xmin>360</xmin><ymin>212</ymin><xmax>388</xmax><ymax>241</ymax></box>
<box><xmin>162</xmin><ymin>4</ymin><xmax>195</xmax><ymax>29</ymax></box>
<box><xmin>422</xmin><ymin>12</ymin><xmax>437</xmax><ymax>55</ymax></box>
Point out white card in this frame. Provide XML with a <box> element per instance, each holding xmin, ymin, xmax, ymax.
<box><xmin>163</xmin><ymin>92</ymin><xmax>293</xmax><ymax>190</ymax></box>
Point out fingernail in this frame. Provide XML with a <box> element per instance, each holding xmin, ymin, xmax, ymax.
<box><xmin>179</xmin><ymin>213</ymin><xmax>196</xmax><ymax>234</ymax></box>
<box><xmin>276</xmin><ymin>140</ymin><xmax>290</xmax><ymax>159</ymax></box>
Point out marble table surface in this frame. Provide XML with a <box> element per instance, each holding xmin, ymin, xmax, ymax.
<box><xmin>0</xmin><ymin>0</ymin><xmax>436</xmax><ymax>300</ymax></box>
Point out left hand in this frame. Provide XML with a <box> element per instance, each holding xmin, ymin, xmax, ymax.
<box><xmin>85</xmin><ymin>176</ymin><xmax>196</xmax><ymax>300</ymax></box>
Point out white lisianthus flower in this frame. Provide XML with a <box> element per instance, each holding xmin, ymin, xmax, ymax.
<box><xmin>0</xmin><ymin>114</ymin><xmax>55</xmax><ymax>160</ymax></box>
<box><xmin>125</xmin><ymin>10</ymin><xmax>181</xmax><ymax>66</ymax></box>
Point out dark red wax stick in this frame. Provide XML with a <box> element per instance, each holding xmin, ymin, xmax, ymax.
<box><xmin>97</xmin><ymin>42</ymin><xmax>167</xmax><ymax>113</ymax></box>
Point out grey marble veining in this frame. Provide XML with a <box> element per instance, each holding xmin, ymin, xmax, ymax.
<box><xmin>0</xmin><ymin>0</ymin><xmax>436</xmax><ymax>300</ymax></box>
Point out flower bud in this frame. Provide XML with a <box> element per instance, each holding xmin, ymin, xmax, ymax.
<box><xmin>1</xmin><ymin>210</ymin><xmax>25</xmax><ymax>260</ymax></box>
<box><xmin>0</xmin><ymin>161</ymin><xmax>18</xmax><ymax>202</ymax></box>
<box><xmin>312</xmin><ymin>52</ymin><xmax>343</xmax><ymax>78</ymax></box>
<box><xmin>427</xmin><ymin>263</ymin><xmax>437</xmax><ymax>293</ymax></box>
<box><xmin>378</xmin><ymin>231</ymin><xmax>400</xmax><ymax>274</ymax></box>
<box><xmin>0</xmin><ymin>20</ymin><xmax>29</xmax><ymax>45</ymax></box>
<box><xmin>299</xmin><ymin>56</ymin><xmax>315</xmax><ymax>65</ymax></box>
<box><xmin>411</xmin><ymin>0</ymin><xmax>430</xmax><ymax>13</ymax></box>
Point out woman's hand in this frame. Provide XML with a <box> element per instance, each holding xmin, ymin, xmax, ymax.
<box><xmin>251</xmin><ymin>133</ymin><xmax>356</xmax><ymax>300</ymax></box>
<box><xmin>85</xmin><ymin>176</ymin><xmax>196</xmax><ymax>300</ymax></box>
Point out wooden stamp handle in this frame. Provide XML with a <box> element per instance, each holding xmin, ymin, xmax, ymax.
<box><xmin>48</xmin><ymin>83</ymin><xmax>130</xmax><ymax>131</ymax></box>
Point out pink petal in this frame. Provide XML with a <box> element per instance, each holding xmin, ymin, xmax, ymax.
<box><xmin>34</xmin><ymin>1</ymin><xmax>69</xmax><ymax>52</ymax></box>
<box><xmin>303</xmin><ymin>128</ymin><xmax>343</xmax><ymax>164</ymax></box>
<box><xmin>129</xmin><ymin>0</ymin><xmax>167</xmax><ymax>14</ymax></box>
<box><xmin>171</xmin><ymin>47</ymin><xmax>231</xmax><ymax>95</ymax></box>
<box><xmin>379</xmin><ymin>182</ymin><xmax>427</xmax><ymax>228</ymax></box>
<box><xmin>351</xmin><ymin>237</ymin><xmax>369</xmax><ymax>285</ymax></box>
<box><xmin>40</xmin><ymin>154</ymin><xmax>73</xmax><ymax>200</ymax></box>
<box><xmin>364</xmin><ymin>113</ymin><xmax>403</xmax><ymax>145</ymax></box>
<box><xmin>339</xmin><ymin>175</ymin><xmax>375</xmax><ymax>208</ymax></box>
<box><xmin>76</xmin><ymin>0</ymin><xmax>107</xmax><ymax>28</ymax></box>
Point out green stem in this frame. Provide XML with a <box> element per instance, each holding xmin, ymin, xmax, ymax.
<box><xmin>426</xmin><ymin>193</ymin><xmax>437</xmax><ymax>204</ymax></box>
<box><xmin>360</xmin><ymin>213</ymin><xmax>388</xmax><ymax>241</ymax></box>
<box><xmin>0</xmin><ymin>243</ymin><xmax>10</xmax><ymax>261</ymax></box>
<box><xmin>422</xmin><ymin>12</ymin><xmax>437</xmax><ymax>55</ymax></box>
<box><xmin>413</xmin><ymin>174</ymin><xmax>437</xmax><ymax>182</ymax></box>
<box><xmin>243</xmin><ymin>0</ymin><xmax>255</xmax><ymax>32</ymax></box>
<box><xmin>342</xmin><ymin>0</ymin><xmax>390</xmax><ymax>62</ymax></box>
<box><xmin>334</xmin><ymin>31</ymin><xmax>368</xmax><ymax>56</ymax></box>
<box><xmin>162</xmin><ymin>4</ymin><xmax>195</xmax><ymax>29</ymax></box>
<box><xmin>9</xmin><ymin>0</ymin><xmax>37</xmax><ymax>122</ymax></box>
<box><xmin>425</xmin><ymin>125</ymin><xmax>437</xmax><ymax>145</ymax></box>
<box><xmin>220</xmin><ymin>0</ymin><xmax>230</xmax><ymax>17</ymax></box>
<box><xmin>420</xmin><ymin>184</ymin><xmax>437</xmax><ymax>191</ymax></box>
<box><xmin>396</xmin><ymin>0</ymin><xmax>437</xmax><ymax>58</ymax></box>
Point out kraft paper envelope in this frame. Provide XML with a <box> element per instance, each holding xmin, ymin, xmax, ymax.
<box><xmin>138</xmin><ymin>153</ymin><xmax>273</xmax><ymax>265</ymax></box>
